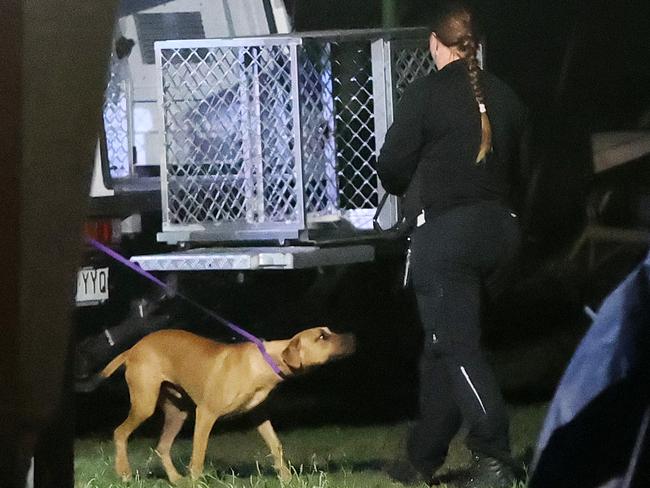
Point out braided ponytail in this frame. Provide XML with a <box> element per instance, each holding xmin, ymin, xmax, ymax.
<box><xmin>460</xmin><ymin>36</ymin><xmax>492</xmax><ymax>163</ymax></box>
<box><xmin>431</xmin><ymin>2</ymin><xmax>492</xmax><ymax>163</ymax></box>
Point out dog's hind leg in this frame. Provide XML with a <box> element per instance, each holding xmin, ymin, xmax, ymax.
<box><xmin>257</xmin><ymin>420</ymin><xmax>290</xmax><ymax>481</ymax></box>
<box><xmin>113</xmin><ymin>367</ymin><xmax>160</xmax><ymax>481</ymax></box>
<box><xmin>155</xmin><ymin>394</ymin><xmax>188</xmax><ymax>484</ymax></box>
<box><xmin>189</xmin><ymin>406</ymin><xmax>218</xmax><ymax>480</ymax></box>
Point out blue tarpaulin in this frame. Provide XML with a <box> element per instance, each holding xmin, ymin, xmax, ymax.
<box><xmin>530</xmin><ymin>251</ymin><xmax>650</xmax><ymax>487</ymax></box>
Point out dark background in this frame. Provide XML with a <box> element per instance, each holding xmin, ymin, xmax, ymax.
<box><xmin>289</xmin><ymin>0</ymin><xmax>650</xmax><ymax>129</ymax></box>
<box><xmin>288</xmin><ymin>0</ymin><xmax>650</xmax><ymax>252</ymax></box>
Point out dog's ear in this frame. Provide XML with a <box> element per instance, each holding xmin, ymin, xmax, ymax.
<box><xmin>281</xmin><ymin>336</ymin><xmax>302</xmax><ymax>370</ymax></box>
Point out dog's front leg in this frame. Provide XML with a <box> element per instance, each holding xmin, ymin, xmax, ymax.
<box><xmin>257</xmin><ymin>420</ymin><xmax>291</xmax><ymax>481</ymax></box>
<box><xmin>189</xmin><ymin>407</ymin><xmax>218</xmax><ymax>480</ymax></box>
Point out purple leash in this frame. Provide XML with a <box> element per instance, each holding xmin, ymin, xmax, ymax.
<box><xmin>87</xmin><ymin>238</ymin><xmax>285</xmax><ymax>378</ymax></box>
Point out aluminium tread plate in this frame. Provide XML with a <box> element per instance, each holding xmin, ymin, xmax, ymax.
<box><xmin>131</xmin><ymin>245</ymin><xmax>375</xmax><ymax>271</ymax></box>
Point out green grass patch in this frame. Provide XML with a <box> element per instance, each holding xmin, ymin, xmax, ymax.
<box><xmin>75</xmin><ymin>403</ymin><xmax>547</xmax><ymax>488</ymax></box>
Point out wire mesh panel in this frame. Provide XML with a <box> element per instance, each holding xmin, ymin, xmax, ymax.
<box><xmin>330</xmin><ymin>41</ymin><xmax>378</xmax><ymax>224</ymax></box>
<box><xmin>390</xmin><ymin>39</ymin><xmax>437</xmax><ymax>102</ymax></box>
<box><xmin>103</xmin><ymin>53</ymin><xmax>132</xmax><ymax>179</ymax></box>
<box><xmin>298</xmin><ymin>41</ymin><xmax>338</xmax><ymax>219</ymax></box>
<box><xmin>297</xmin><ymin>38</ymin><xmax>379</xmax><ymax>228</ymax></box>
<box><xmin>155</xmin><ymin>31</ymin><xmax>434</xmax><ymax>243</ymax></box>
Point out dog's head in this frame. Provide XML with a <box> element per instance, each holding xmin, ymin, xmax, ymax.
<box><xmin>281</xmin><ymin>326</ymin><xmax>356</xmax><ymax>373</ymax></box>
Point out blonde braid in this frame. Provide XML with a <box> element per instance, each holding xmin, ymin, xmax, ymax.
<box><xmin>431</xmin><ymin>1</ymin><xmax>492</xmax><ymax>163</ymax></box>
<box><xmin>459</xmin><ymin>36</ymin><xmax>492</xmax><ymax>163</ymax></box>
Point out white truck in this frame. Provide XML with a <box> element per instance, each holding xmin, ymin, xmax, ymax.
<box><xmin>76</xmin><ymin>0</ymin><xmax>293</xmax><ymax>306</ymax></box>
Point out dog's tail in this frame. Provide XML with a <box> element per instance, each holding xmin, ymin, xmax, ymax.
<box><xmin>74</xmin><ymin>349</ymin><xmax>130</xmax><ymax>393</ymax></box>
<box><xmin>100</xmin><ymin>350</ymin><xmax>129</xmax><ymax>378</ymax></box>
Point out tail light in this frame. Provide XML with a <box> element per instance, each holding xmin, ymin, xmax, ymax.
<box><xmin>83</xmin><ymin>218</ymin><xmax>121</xmax><ymax>245</ymax></box>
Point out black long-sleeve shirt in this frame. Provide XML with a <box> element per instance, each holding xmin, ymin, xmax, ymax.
<box><xmin>377</xmin><ymin>59</ymin><xmax>527</xmax><ymax>220</ymax></box>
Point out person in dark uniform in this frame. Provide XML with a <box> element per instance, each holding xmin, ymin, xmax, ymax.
<box><xmin>378</xmin><ymin>2</ymin><xmax>527</xmax><ymax>487</ymax></box>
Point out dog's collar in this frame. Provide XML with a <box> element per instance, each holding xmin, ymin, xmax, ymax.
<box><xmin>256</xmin><ymin>342</ymin><xmax>297</xmax><ymax>379</ymax></box>
<box><xmin>276</xmin><ymin>357</ymin><xmax>300</xmax><ymax>380</ymax></box>
<box><xmin>254</xmin><ymin>343</ymin><xmax>287</xmax><ymax>379</ymax></box>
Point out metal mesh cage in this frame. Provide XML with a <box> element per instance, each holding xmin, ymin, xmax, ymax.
<box><xmin>155</xmin><ymin>31</ymin><xmax>435</xmax><ymax>243</ymax></box>
<box><xmin>103</xmin><ymin>53</ymin><xmax>132</xmax><ymax>179</ymax></box>
<box><xmin>159</xmin><ymin>40</ymin><xmax>302</xmax><ymax>232</ymax></box>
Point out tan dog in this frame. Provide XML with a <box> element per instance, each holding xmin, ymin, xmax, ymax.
<box><xmin>100</xmin><ymin>326</ymin><xmax>356</xmax><ymax>483</ymax></box>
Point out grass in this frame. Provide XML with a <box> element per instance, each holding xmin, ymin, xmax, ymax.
<box><xmin>75</xmin><ymin>403</ymin><xmax>548</xmax><ymax>488</ymax></box>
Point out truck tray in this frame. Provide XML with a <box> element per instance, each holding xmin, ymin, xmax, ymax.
<box><xmin>131</xmin><ymin>245</ymin><xmax>375</xmax><ymax>271</ymax></box>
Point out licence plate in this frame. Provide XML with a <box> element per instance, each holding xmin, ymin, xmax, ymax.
<box><xmin>76</xmin><ymin>267</ymin><xmax>109</xmax><ymax>305</ymax></box>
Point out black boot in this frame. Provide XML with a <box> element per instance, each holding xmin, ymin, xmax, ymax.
<box><xmin>462</xmin><ymin>452</ymin><xmax>518</xmax><ymax>488</ymax></box>
<box><xmin>385</xmin><ymin>459</ymin><xmax>428</xmax><ymax>485</ymax></box>
<box><xmin>384</xmin><ymin>459</ymin><xmax>455</xmax><ymax>486</ymax></box>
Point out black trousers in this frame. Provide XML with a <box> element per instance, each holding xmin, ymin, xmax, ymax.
<box><xmin>406</xmin><ymin>201</ymin><xmax>521</xmax><ymax>476</ymax></box>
